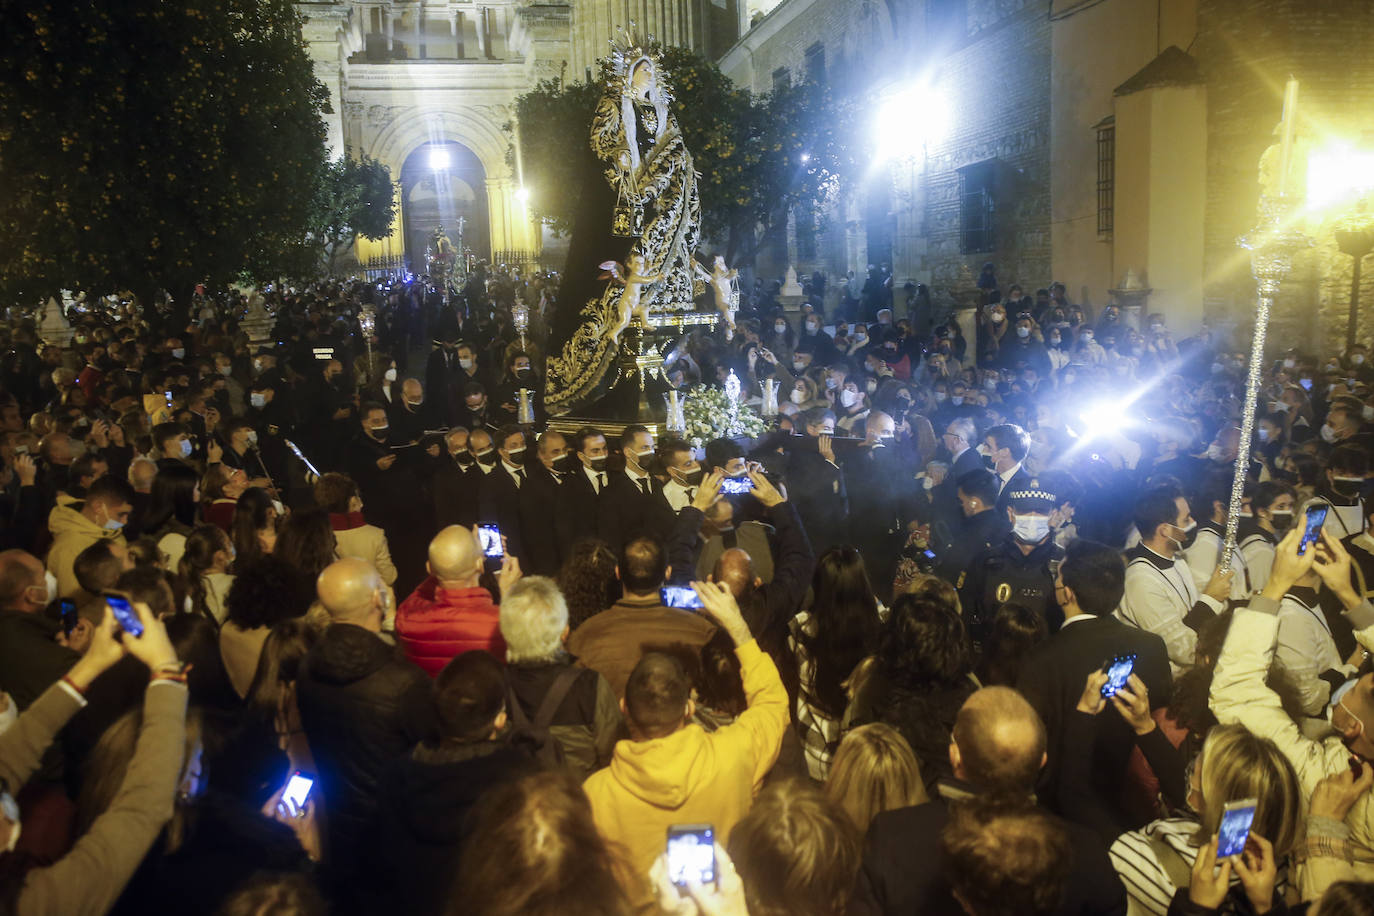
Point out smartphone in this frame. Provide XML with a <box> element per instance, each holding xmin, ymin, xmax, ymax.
<box><xmin>59</xmin><ymin>598</ymin><xmax>77</xmax><ymax>637</ymax></box>
<box><xmin>103</xmin><ymin>591</ymin><xmax>143</xmax><ymax>637</ymax></box>
<box><xmin>666</xmin><ymin>824</ymin><xmax>716</xmax><ymax>888</ymax></box>
<box><xmin>164</xmin><ymin>390</ymin><xmax>173</xmax><ymax>406</ymax></box>
<box><xmin>719</xmin><ymin>476</ymin><xmax>754</xmax><ymax>495</ymax></box>
<box><xmin>477</xmin><ymin>523</ymin><xmax>503</xmax><ymax>558</ymax></box>
<box><xmin>282</xmin><ymin>770</ymin><xmax>315</xmax><ymax>811</ymax></box>
<box><xmin>1216</xmin><ymin>797</ymin><xmax>1258</xmax><ymax>859</ymax></box>
<box><xmin>661</xmin><ymin>586</ymin><xmax>704</xmax><ymax>610</ymax></box>
<box><xmin>1100</xmin><ymin>654</ymin><xmax>1137</xmax><ymax>699</ymax></box>
<box><xmin>1299</xmin><ymin>504</ymin><xmax>1328</xmax><ymax>555</ymax></box>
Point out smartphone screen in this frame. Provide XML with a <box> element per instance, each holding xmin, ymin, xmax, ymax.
<box><xmin>1299</xmin><ymin>505</ymin><xmax>1328</xmax><ymax>555</ymax></box>
<box><xmin>1216</xmin><ymin>798</ymin><xmax>1258</xmax><ymax>859</ymax></box>
<box><xmin>661</xmin><ymin>586</ymin><xmax>704</xmax><ymax>610</ymax></box>
<box><xmin>59</xmin><ymin>599</ymin><xmax>78</xmax><ymax>637</ymax></box>
<box><xmin>282</xmin><ymin>771</ymin><xmax>314</xmax><ymax>811</ymax></box>
<box><xmin>104</xmin><ymin>593</ymin><xmax>143</xmax><ymax>637</ymax></box>
<box><xmin>477</xmin><ymin>524</ymin><xmax>503</xmax><ymax>558</ymax></box>
<box><xmin>719</xmin><ymin>477</ymin><xmax>754</xmax><ymax>495</ymax></box>
<box><xmin>1100</xmin><ymin>654</ymin><xmax>1137</xmax><ymax>698</ymax></box>
<box><xmin>666</xmin><ymin>825</ymin><xmax>716</xmax><ymax>888</ymax></box>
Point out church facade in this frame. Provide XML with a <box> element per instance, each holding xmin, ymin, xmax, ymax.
<box><xmin>296</xmin><ymin>0</ymin><xmax>743</xmax><ymax>273</ymax></box>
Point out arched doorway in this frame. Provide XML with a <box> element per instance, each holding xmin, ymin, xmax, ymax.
<box><xmin>400</xmin><ymin>140</ymin><xmax>489</xmax><ymax>269</ymax></box>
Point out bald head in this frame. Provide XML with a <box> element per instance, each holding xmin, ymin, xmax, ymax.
<box><xmin>0</xmin><ymin>549</ymin><xmax>45</xmax><ymax>612</ymax></box>
<box><xmin>316</xmin><ymin>557</ymin><xmax>385</xmax><ymax>628</ymax></box>
<box><xmin>951</xmin><ymin>686</ymin><xmax>1047</xmax><ymax>797</ymax></box>
<box><xmin>128</xmin><ymin>457</ymin><xmax>158</xmax><ymax>493</ymax></box>
<box><xmin>428</xmin><ymin>525</ymin><xmax>483</xmax><ymax>585</ymax></box>
<box><xmin>712</xmin><ymin>548</ymin><xmax>757</xmax><ymax>597</ymax></box>
<box><xmin>401</xmin><ymin>379</ymin><xmax>423</xmax><ymax>404</ymax></box>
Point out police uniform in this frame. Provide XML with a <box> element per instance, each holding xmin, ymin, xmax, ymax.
<box><xmin>957</xmin><ymin>485</ymin><xmax>1065</xmax><ymax>648</ymax></box>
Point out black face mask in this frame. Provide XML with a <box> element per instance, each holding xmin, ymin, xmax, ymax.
<box><xmin>474</xmin><ymin>450</ymin><xmax>497</xmax><ymax>467</ymax></box>
<box><xmin>554</xmin><ymin>454</ymin><xmax>577</xmax><ymax>474</ymax></box>
<box><xmin>514</xmin><ymin>367</ymin><xmax>534</xmax><ymax>382</ymax></box>
<box><xmin>679</xmin><ymin>467</ymin><xmax>705</xmax><ymax>487</ymax></box>
<box><xmin>1270</xmin><ymin>511</ymin><xmax>1294</xmax><ymax>532</ymax></box>
<box><xmin>455</xmin><ymin>452</ymin><xmax>475</xmax><ymax>467</ymax></box>
<box><xmin>1333</xmin><ymin>478</ymin><xmax>1363</xmax><ymax>499</ymax></box>
<box><xmin>587</xmin><ymin>456</ymin><xmax>608</xmax><ymax>473</ymax></box>
<box><xmin>506</xmin><ymin>448</ymin><xmax>527</xmax><ymax>465</ymax></box>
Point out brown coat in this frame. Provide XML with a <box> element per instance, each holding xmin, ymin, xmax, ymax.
<box><xmin>566</xmin><ymin>595</ymin><xmax>716</xmax><ymax>698</ymax></box>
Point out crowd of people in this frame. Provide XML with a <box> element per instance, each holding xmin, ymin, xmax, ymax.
<box><xmin>1</xmin><ymin>264</ymin><xmax>1374</xmax><ymax>916</ymax></box>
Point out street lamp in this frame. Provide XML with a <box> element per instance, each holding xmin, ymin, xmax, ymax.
<box><xmin>873</xmin><ymin>84</ymin><xmax>949</xmax><ymax>164</ymax></box>
<box><xmin>1307</xmin><ymin>139</ymin><xmax>1374</xmax><ymax>353</ymax></box>
<box><xmin>428</xmin><ymin>146</ymin><xmax>451</xmax><ymax>170</ymax></box>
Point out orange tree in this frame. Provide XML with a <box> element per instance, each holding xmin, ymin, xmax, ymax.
<box><xmin>0</xmin><ymin>0</ymin><xmax>330</xmax><ymax>304</ymax></box>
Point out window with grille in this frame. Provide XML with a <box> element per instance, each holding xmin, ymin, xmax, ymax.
<box><xmin>804</xmin><ymin>43</ymin><xmax>825</xmax><ymax>83</ymax></box>
<box><xmin>1096</xmin><ymin>119</ymin><xmax>1115</xmax><ymax>239</ymax></box>
<box><xmin>959</xmin><ymin>160</ymin><xmax>996</xmax><ymax>254</ymax></box>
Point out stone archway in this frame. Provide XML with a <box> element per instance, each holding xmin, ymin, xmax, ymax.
<box><xmin>399</xmin><ymin>141</ymin><xmax>489</xmax><ymax>266</ymax></box>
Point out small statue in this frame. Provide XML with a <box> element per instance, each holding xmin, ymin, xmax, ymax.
<box><xmin>600</xmin><ymin>253</ymin><xmax>661</xmax><ymax>343</ymax></box>
<box><xmin>695</xmin><ymin>255</ymin><xmax>739</xmax><ymax>333</ymax></box>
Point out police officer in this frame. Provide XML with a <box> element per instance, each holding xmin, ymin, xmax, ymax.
<box><xmin>957</xmin><ymin>483</ymin><xmax>1065</xmax><ymax>648</ymax></box>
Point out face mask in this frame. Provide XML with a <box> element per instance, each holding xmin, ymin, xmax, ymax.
<box><xmin>1365</xmin><ymin>405</ymin><xmax>1374</xmax><ymax>422</ymax></box>
<box><xmin>1012</xmin><ymin>514</ymin><xmax>1050</xmax><ymax>543</ymax></box>
<box><xmin>866</xmin><ymin>379</ymin><xmax>878</xmax><ymax>394</ymax></box>
<box><xmin>1333</xmin><ymin>476</ymin><xmax>1364</xmax><ymax>498</ymax></box>
<box><xmin>218</xmin><ymin>365</ymin><xmax>232</xmax><ymax>377</ymax></box>
<box><xmin>775</xmin><ymin>323</ymin><xmax>787</xmax><ymax>334</ymax></box>
<box><xmin>825</xmin><ymin>377</ymin><xmax>838</xmax><ymax>390</ymax></box>
<box><xmin>805</xmin><ymin>323</ymin><xmax>818</xmax><ymax>334</ymax></box>
<box><xmin>179</xmin><ymin>439</ymin><xmax>193</xmax><ymax>458</ymax></box>
<box><xmin>991</xmin><ymin>311</ymin><xmax>1005</xmax><ymax>323</ymax></box>
<box><xmin>250</xmin><ymin>392</ymin><xmax>266</xmax><ymax>408</ymax></box>
<box><xmin>1016</xmin><ymin>327</ymin><xmax>1030</xmax><ymax>339</ymax></box>
<box><xmin>1205</xmin><ymin>443</ymin><xmax>1225</xmax><ymax>462</ymax></box>
<box><xmin>1082</xmin><ymin>333</ymin><xmax>1094</xmax><ymax>343</ymax></box>
<box><xmin>1328</xmin><ymin>678</ymin><xmax>1364</xmax><ymax>736</ymax></box>
<box><xmin>951</xmin><ymin>395</ymin><xmax>963</xmax><ymax>406</ymax></box>
<box><xmin>553</xmin><ymin>454</ymin><xmax>576</xmax><ymax>473</ymax></box>
<box><xmin>30</xmin><ymin>570</ymin><xmax>58</xmax><ymax>607</ymax></box>
<box><xmin>1257</xmin><ymin>428</ymin><xmax>1271</xmax><ymax>443</ymax></box>
<box><xmin>853</xmin><ymin>334</ymin><xmax>867</xmax><ymax>346</ymax></box>
<box><xmin>1167</xmin><ymin>519</ymin><xmax>1197</xmax><ymax>552</ymax></box>
<box><xmin>459</xmin><ymin>358</ymin><xmax>474</xmax><ymax>371</ymax></box>
<box><xmin>171</xmin><ymin>348</ymin><xmax>185</xmax><ymax>360</ymax></box>
<box><xmin>1322</xmin><ymin>424</ymin><xmax>1339</xmax><ymax>444</ymax></box>
<box><xmin>244</xmin><ymin>430</ymin><xmax>258</xmax><ymax>447</ymax></box>
<box><xmin>1269</xmin><ymin>510</ymin><xmax>1293</xmax><ymax>531</ymax></box>
<box><xmin>1283</xmin><ymin>358</ymin><xmax>1296</xmax><ymax>368</ymax></box>
<box><xmin>270</xmin><ymin>499</ymin><xmax>285</xmax><ymax>516</ymax></box>
<box><xmin>101</xmin><ymin>508</ymin><xmax>125</xmax><ymax>532</ymax></box>
<box><xmin>371</xmin><ymin>424</ymin><xmax>389</xmax><ymax>438</ymax></box>
<box><xmin>506</xmin><ymin>448</ymin><xmax>526</xmax><ymax>464</ymax></box>
<box><xmin>515</xmin><ymin>367</ymin><xmax>533</xmax><ymax>380</ymax></box>
<box><xmin>984</xmin><ymin>378</ymin><xmax>998</xmax><ymax>391</ymax></box>
<box><xmin>455</xmin><ymin>451</ymin><xmax>475</xmax><ymax>466</ymax></box>
<box><xmin>253</xmin><ymin>359</ymin><xmax>264</xmax><ymax>373</ymax></box>
<box><xmin>474</xmin><ymin>449</ymin><xmax>496</xmax><ymax>466</ymax></box>
<box><xmin>935</xmin><ymin>392</ymin><xmax>948</xmax><ymax>403</ymax></box>
<box><xmin>793</xmin><ymin>360</ymin><xmax>807</xmax><ymax>372</ymax></box>
<box><xmin>384</xmin><ymin>368</ymin><xmax>397</xmax><ymax>382</ymax></box>
<box><xmin>679</xmin><ymin>467</ymin><xmax>705</xmax><ymax>487</ymax></box>
<box><xmin>790</xmin><ymin>389</ymin><xmax>806</xmax><ymax>405</ymax></box>
<box><xmin>840</xmin><ymin>389</ymin><xmax>861</xmax><ymax>408</ymax></box>
<box><xmin>1049</xmin><ymin>335</ymin><xmax>1061</xmax><ymax>345</ymax></box>
<box><xmin>1355</xmin><ymin>355</ymin><xmax>1367</xmax><ymax>365</ymax></box>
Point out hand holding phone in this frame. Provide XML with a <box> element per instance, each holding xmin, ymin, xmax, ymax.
<box><xmin>661</xmin><ymin>586</ymin><xmax>704</xmax><ymax>610</ymax></box>
<box><xmin>281</xmin><ymin>771</ymin><xmax>315</xmax><ymax>816</ymax></box>
<box><xmin>718</xmin><ymin>476</ymin><xmax>754</xmax><ymax>496</ymax></box>
<box><xmin>477</xmin><ymin>524</ymin><xmax>504</xmax><ymax>558</ymax></box>
<box><xmin>1100</xmin><ymin>654</ymin><xmax>1137</xmax><ymax>699</ymax></box>
<box><xmin>667</xmin><ymin>825</ymin><xmax>716</xmax><ymax>889</ymax></box>
<box><xmin>104</xmin><ymin>592</ymin><xmax>144</xmax><ymax>637</ymax></box>
<box><xmin>1216</xmin><ymin>798</ymin><xmax>1258</xmax><ymax>859</ymax></box>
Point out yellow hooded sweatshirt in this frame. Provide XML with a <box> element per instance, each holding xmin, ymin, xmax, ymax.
<box><xmin>47</xmin><ymin>503</ymin><xmax>126</xmax><ymax>598</ymax></box>
<box><xmin>583</xmin><ymin>640</ymin><xmax>787</xmax><ymax>909</ymax></box>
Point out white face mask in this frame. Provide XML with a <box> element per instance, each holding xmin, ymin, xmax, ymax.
<box><xmin>384</xmin><ymin>368</ymin><xmax>397</xmax><ymax>382</ymax></box>
<box><xmin>774</xmin><ymin>323</ymin><xmax>787</xmax><ymax>334</ymax></box>
<box><xmin>250</xmin><ymin>392</ymin><xmax>266</xmax><ymax>408</ymax></box>
<box><xmin>459</xmin><ymin>358</ymin><xmax>474</xmax><ymax>371</ymax></box>
<box><xmin>1016</xmin><ymin>327</ymin><xmax>1030</xmax><ymax>339</ymax></box>
<box><xmin>1257</xmin><ymin>428</ymin><xmax>1270</xmax><ymax>442</ymax></box>
<box><xmin>951</xmin><ymin>395</ymin><xmax>963</xmax><ymax>406</ymax></box>
<box><xmin>1283</xmin><ymin>358</ymin><xmax>1296</xmax><ymax>368</ymax></box>
<box><xmin>1322</xmin><ymin>424</ymin><xmax>1339</xmax><ymax>444</ymax></box>
<box><xmin>245</xmin><ymin>430</ymin><xmax>258</xmax><ymax>446</ymax></box>
<box><xmin>1011</xmin><ymin>513</ymin><xmax>1050</xmax><ymax>543</ymax></box>
<box><xmin>840</xmin><ymin>389</ymin><xmax>861</xmax><ymax>408</ymax></box>
<box><xmin>790</xmin><ymin>389</ymin><xmax>806</xmax><ymax>405</ymax></box>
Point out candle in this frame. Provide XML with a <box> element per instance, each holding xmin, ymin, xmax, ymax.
<box><xmin>1276</xmin><ymin>77</ymin><xmax>1299</xmax><ymax>197</ymax></box>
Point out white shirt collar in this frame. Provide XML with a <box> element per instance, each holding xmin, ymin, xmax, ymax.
<box><xmin>998</xmin><ymin>462</ymin><xmax>1022</xmax><ymax>484</ymax></box>
<box><xmin>583</xmin><ymin>465</ymin><xmax>605</xmax><ymax>488</ymax></box>
<box><xmin>1060</xmin><ymin>613</ymin><xmax>1097</xmax><ymax>628</ymax></box>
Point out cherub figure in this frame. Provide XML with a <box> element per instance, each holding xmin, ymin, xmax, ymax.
<box><xmin>694</xmin><ymin>255</ymin><xmax>739</xmax><ymax>334</ymax></box>
<box><xmin>600</xmin><ymin>253</ymin><xmax>661</xmax><ymax>343</ymax></box>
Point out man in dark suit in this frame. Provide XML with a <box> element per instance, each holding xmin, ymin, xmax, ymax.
<box><xmin>432</xmin><ymin>427</ymin><xmax>478</xmax><ymax>531</ymax></box>
<box><xmin>478</xmin><ymin>424</ymin><xmax>527</xmax><ymax>563</ymax></box>
<box><xmin>517</xmin><ymin>430</ymin><xmax>567</xmax><ymax>576</ymax></box>
<box><xmin>598</xmin><ymin>425</ymin><xmax>672</xmax><ymax>553</ymax></box>
<box><xmin>1016</xmin><ymin>538</ymin><xmax>1172</xmax><ymax>838</ymax></box>
<box><xmin>786</xmin><ymin>407</ymin><xmax>849</xmax><ymax>554</ymax></box>
<box><xmin>555</xmin><ymin>426</ymin><xmax>608</xmax><ymax>556</ymax></box>
<box><xmin>456</xmin><ymin>382</ymin><xmax>495</xmax><ymax>434</ymax></box>
<box><xmin>986</xmin><ymin>422</ymin><xmax>1033</xmax><ymax>515</ymax></box>
<box><xmin>843</xmin><ymin>411</ymin><xmax>907</xmax><ymax>601</ymax></box>
<box><xmin>850</xmin><ymin>686</ymin><xmax>1126</xmax><ymax>916</ymax></box>
<box><xmin>424</xmin><ymin>340</ymin><xmax>463</xmax><ymax>425</ymax></box>
<box><xmin>933</xmin><ymin>469</ymin><xmax>1008</xmax><ymax>583</ymax></box>
<box><xmin>930</xmin><ymin>415</ymin><xmax>983</xmax><ymax>547</ymax></box>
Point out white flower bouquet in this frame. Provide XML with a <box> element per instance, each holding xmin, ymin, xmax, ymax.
<box><xmin>680</xmin><ymin>383</ymin><xmax>768</xmax><ymax>447</ymax></box>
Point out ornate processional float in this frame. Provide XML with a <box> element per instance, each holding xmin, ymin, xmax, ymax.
<box><xmin>543</xmin><ymin>30</ymin><xmax>736</xmax><ymax>429</ymax></box>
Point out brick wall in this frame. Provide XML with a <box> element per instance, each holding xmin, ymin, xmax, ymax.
<box><xmin>921</xmin><ymin>3</ymin><xmax>1052</xmax><ymax>302</ymax></box>
<box><xmin>1195</xmin><ymin>0</ymin><xmax>1374</xmax><ymax>352</ymax></box>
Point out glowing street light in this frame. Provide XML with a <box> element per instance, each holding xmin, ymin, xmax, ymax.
<box><xmin>1306</xmin><ymin>142</ymin><xmax>1374</xmax><ymax>210</ymax></box>
<box><xmin>515</xmin><ymin>186</ymin><xmax>530</xmax><ymax>204</ymax></box>
<box><xmin>428</xmin><ymin>146</ymin><xmax>451</xmax><ymax>170</ymax></box>
<box><xmin>874</xmin><ymin>84</ymin><xmax>949</xmax><ymax>163</ymax></box>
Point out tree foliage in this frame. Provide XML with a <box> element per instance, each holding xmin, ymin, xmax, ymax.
<box><xmin>313</xmin><ymin>155</ymin><xmax>398</xmax><ymax>275</ymax></box>
<box><xmin>0</xmin><ymin>0</ymin><xmax>330</xmax><ymax>303</ymax></box>
<box><xmin>510</xmin><ymin>48</ymin><xmax>853</xmax><ymax>266</ymax></box>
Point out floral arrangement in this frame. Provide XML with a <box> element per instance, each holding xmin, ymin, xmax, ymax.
<box><xmin>680</xmin><ymin>383</ymin><xmax>768</xmax><ymax>447</ymax></box>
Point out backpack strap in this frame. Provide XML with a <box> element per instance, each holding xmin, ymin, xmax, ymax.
<box><xmin>530</xmin><ymin>666</ymin><xmax>584</xmax><ymax>732</ymax></box>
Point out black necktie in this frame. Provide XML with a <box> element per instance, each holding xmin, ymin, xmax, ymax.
<box><xmin>514</xmin><ymin>468</ymin><xmax>525</xmax><ymax>486</ymax></box>
<box><xmin>638</xmin><ymin>477</ymin><xmax>650</xmax><ymax>496</ymax></box>
<box><xmin>685</xmin><ymin>488</ymin><xmax>696</xmax><ymax>503</ymax></box>
<box><xmin>597</xmin><ymin>473</ymin><xmax>607</xmax><ymax>492</ymax></box>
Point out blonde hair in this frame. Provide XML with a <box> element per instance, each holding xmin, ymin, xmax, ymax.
<box><xmin>1194</xmin><ymin>723</ymin><xmax>1301</xmax><ymax>856</ymax></box>
<box><xmin>825</xmin><ymin>723</ymin><xmax>928</xmax><ymax>834</ymax></box>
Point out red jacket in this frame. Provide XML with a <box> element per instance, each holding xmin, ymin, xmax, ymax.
<box><xmin>395</xmin><ymin>577</ymin><xmax>505</xmax><ymax>676</ymax></box>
